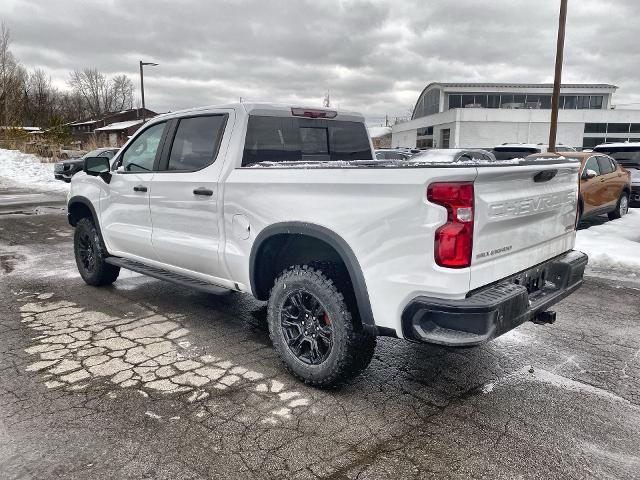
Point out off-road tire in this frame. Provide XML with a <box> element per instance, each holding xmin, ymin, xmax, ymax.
<box><xmin>267</xmin><ymin>265</ymin><xmax>376</xmax><ymax>388</ymax></box>
<box><xmin>74</xmin><ymin>217</ymin><xmax>120</xmax><ymax>286</ymax></box>
<box><xmin>608</xmin><ymin>192</ymin><xmax>629</xmax><ymax>220</ymax></box>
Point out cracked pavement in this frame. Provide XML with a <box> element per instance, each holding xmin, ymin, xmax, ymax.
<box><xmin>0</xmin><ymin>185</ymin><xmax>639</xmax><ymax>479</ymax></box>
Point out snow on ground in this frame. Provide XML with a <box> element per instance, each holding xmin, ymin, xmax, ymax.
<box><xmin>0</xmin><ymin>148</ymin><xmax>69</xmax><ymax>194</ymax></box>
<box><xmin>576</xmin><ymin>209</ymin><xmax>640</xmax><ymax>271</ymax></box>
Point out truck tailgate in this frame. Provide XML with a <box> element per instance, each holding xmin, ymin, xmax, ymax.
<box><xmin>470</xmin><ymin>161</ymin><xmax>580</xmax><ymax>291</ymax></box>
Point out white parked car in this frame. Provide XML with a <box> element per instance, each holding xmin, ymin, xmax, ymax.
<box><xmin>67</xmin><ymin>103</ymin><xmax>587</xmax><ymax>387</ymax></box>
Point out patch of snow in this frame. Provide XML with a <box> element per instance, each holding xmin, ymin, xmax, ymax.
<box><xmin>0</xmin><ymin>148</ymin><xmax>69</xmax><ymax>193</ymax></box>
<box><xmin>481</xmin><ymin>382</ymin><xmax>495</xmax><ymax>394</ymax></box>
<box><xmin>575</xmin><ymin>210</ymin><xmax>640</xmax><ymax>270</ymax></box>
<box><xmin>94</xmin><ymin>120</ymin><xmax>142</xmax><ymax>132</ymax></box>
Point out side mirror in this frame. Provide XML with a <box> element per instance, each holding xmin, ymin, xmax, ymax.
<box><xmin>582</xmin><ymin>169</ymin><xmax>597</xmax><ymax>180</ymax></box>
<box><xmin>84</xmin><ymin>156</ymin><xmax>111</xmax><ymax>182</ymax></box>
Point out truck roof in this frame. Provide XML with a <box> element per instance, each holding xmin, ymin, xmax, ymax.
<box><xmin>154</xmin><ymin>103</ymin><xmax>365</xmax><ymax>122</ymax></box>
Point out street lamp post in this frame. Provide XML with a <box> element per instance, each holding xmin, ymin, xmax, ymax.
<box><xmin>139</xmin><ymin>60</ymin><xmax>158</xmax><ymax>123</ymax></box>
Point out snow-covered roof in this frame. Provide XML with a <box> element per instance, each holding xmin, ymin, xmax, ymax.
<box><xmin>71</xmin><ymin>120</ymin><xmax>97</xmax><ymax>126</ymax></box>
<box><xmin>0</xmin><ymin>126</ymin><xmax>41</xmax><ymax>131</ymax></box>
<box><xmin>94</xmin><ymin>120</ymin><xmax>143</xmax><ymax>132</ymax></box>
<box><xmin>368</xmin><ymin>126</ymin><xmax>392</xmax><ymax>138</ymax></box>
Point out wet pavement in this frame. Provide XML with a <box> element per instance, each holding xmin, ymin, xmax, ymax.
<box><xmin>0</xmin><ymin>186</ymin><xmax>639</xmax><ymax>479</ymax></box>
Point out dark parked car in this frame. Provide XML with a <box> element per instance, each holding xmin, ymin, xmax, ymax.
<box><xmin>54</xmin><ymin>148</ymin><xmax>118</xmax><ymax>182</ymax></box>
<box><xmin>493</xmin><ymin>143</ymin><xmax>576</xmax><ymax>160</ymax></box>
<box><xmin>592</xmin><ymin>143</ymin><xmax>640</xmax><ymax>205</ymax></box>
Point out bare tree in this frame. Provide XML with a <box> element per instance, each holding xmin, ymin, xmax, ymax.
<box><xmin>23</xmin><ymin>68</ymin><xmax>58</xmax><ymax>126</ymax></box>
<box><xmin>111</xmin><ymin>74</ymin><xmax>134</xmax><ymax>112</ymax></box>
<box><xmin>68</xmin><ymin>68</ymin><xmax>135</xmax><ymax>118</ymax></box>
<box><xmin>68</xmin><ymin>68</ymin><xmax>109</xmax><ymax>118</ymax></box>
<box><xmin>1</xmin><ymin>20</ymin><xmax>19</xmax><ymax>126</ymax></box>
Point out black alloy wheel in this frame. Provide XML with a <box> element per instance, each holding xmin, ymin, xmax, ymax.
<box><xmin>73</xmin><ymin>217</ymin><xmax>120</xmax><ymax>286</ymax></box>
<box><xmin>281</xmin><ymin>289</ymin><xmax>333</xmax><ymax>365</ymax></box>
<box><xmin>77</xmin><ymin>230</ymin><xmax>97</xmax><ymax>273</ymax></box>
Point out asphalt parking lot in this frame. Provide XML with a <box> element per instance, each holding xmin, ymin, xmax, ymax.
<box><xmin>1</xmin><ymin>185</ymin><xmax>639</xmax><ymax>480</ymax></box>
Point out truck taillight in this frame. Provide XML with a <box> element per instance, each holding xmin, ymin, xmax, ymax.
<box><xmin>427</xmin><ymin>182</ymin><xmax>474</xmax><ymax>268</ymax></box>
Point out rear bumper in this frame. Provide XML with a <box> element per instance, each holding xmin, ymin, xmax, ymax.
<box><xmin>401</xmin><ymin>250</ymin><xmax>588</xmax><ymax>346</ymax></box>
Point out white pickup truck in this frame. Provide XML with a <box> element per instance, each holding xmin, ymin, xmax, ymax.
<box><xmin>68</xmin><ymin>103</ymin><xmax>587</xmax><ymax>387</ymax></box>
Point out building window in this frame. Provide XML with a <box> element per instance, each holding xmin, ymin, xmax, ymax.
<box><xmin>420</xmin><ymin>90</ymin><xmax>440</xmax><ymax>116</ymax></box>
<box><xmin>461</xmin><ymin>94</ymin><xmax>475</xmax><ymax>108</ymax></box>
<box><xmin>445</xmin><ymin>91</ymin><xmax>602</xmax><ymax>111</ymax></box>
<box><xmin>538</xmin><ymin>95</ymin><xmax>552</xmax><ymax>109</ymax></box>
<box><xmin>582</xmin><ymin>137</ymin><xmax>606</xmax><ymax>149</ymax></box>
<box><xmin>417</xmin><ymin>126</ymin><xmax>433</xmax><ymax>136</ymax></box>
<box><xmin>577</xmin><ymin>96</ymin><xmax>590</xmax><ymax>109</ymax></box>
<box><xmin>607</xmin><ymin>123</ymin><xmax>630</xmax><ymax>134</ymax></box>
<box><xmin>562</xmin><ymin>95</ymin><xmax>577</xmax><ymax>109</ymax></box>
<box><xmin>415</xmin><ymin>89</ymin><xmax>441</xmax><ymax>118</ymax></box>
<box><xmin>630</xmin><ymin>124</ymin><xmax>640</xmax><ymax>133</ymax></box>
<box><xmin>416</xmin><ymin>139</ymin><xmax>433</xmax><ymax>148</ymax></box>
<box><xmin>487</xmin><ymin>94</ymin><xmax>501</xmax><ymax>108</ymax></box>
<box><xmin>589</xmin><ymin>96</ymin><xmax>603</xmax><ymax>109</ymax></box>
<box><xmin>584</xmin><ymin>123</ymin><xmax>607</xmax><ymax>133</ymax></box>
<box><xmin>440</xmin><ymin>129</ymin><xmax>450</xmax><ymax>148</ymax></box>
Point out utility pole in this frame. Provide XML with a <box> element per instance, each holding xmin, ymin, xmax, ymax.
<box><xmin>548</xmin><ymin>0</ymin><xmax>568</xmax><ymax>152</ymax></box>
<box><xmin>139</xmin><ymin>60</ymin><xmax>158</xmax><ymax>123</ymax></box>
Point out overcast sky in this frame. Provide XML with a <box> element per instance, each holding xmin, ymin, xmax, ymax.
<box><xmin>2</xmin><ymin>0</ymin><xmax>639</xmax><ymax>125</ymax></box>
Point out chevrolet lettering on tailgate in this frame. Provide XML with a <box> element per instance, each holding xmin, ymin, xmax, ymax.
<box><xmin>488</xmin><ymin>191</ymin><xmax>575</xmax><ymax>218</ymax></box>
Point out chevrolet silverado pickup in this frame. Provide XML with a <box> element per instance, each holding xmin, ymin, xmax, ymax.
<box><xmin>67</xmin><ymin>103</ymin><xmax>588</xmax><ymax>387</ymax></box>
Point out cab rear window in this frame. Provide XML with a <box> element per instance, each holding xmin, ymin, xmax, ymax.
<box><xmin>242</xmin><ymin>116</ymin><xmax>372</xmax><ymax>166</ymax></box>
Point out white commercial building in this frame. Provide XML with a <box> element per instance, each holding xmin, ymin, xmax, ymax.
<box><xmin>391</xmin><ymin>82</ymin><xmax>640</xmax><ymax>150</ymax></box>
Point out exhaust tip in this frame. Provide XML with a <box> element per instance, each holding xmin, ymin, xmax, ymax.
<box><xmin>532</xmin><ymin>310</ymin><xmax>556</xmax><ymax>325</ymax></box>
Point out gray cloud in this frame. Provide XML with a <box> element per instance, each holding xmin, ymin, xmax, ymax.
<box><xmin>3</xmin><ymin>0</ymin><xmax>639</xmax><ymax>124</ymax></box>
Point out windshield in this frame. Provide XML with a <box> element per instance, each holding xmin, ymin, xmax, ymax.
<box><xmin>493</xmin><ymin>147</ymin><xmax>539</xmax><ymax>160</ymax></box>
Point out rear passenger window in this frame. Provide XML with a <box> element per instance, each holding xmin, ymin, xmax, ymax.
<box><xmin>597</xmin><ymin>156</ymin><xmax>614</xmax><ymax>174</ymax></box>
<box><xmin>584</xmin><ymin>156</ymin><xmax>601</xmax><ymax>175</ymax></box>
<box><xmin>242</xmin><ymin>116</ymin><xmax>372</xmax><ymax>166</ymax></box>
<box><xmin>167</xmin><ymin>115</ymin><xmax>227</xmax><ymax>171</ymax></box>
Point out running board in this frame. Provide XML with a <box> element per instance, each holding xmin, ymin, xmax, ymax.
<box><xmin>105</xmin><ymin>257</ymin><xmax>231</xmax><ymax>294</ymax></box>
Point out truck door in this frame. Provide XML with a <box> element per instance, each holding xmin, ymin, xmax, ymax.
<box><xmin>596</xmin><ymin>155</ymin><xmax>620</xmax><ymax>207</ymax></box>
<box><xmin>580</xmin><ymin>155</ymin><xmax>603</xmax><ymax>215</ymax></box>
<box><xmin>100</xmin><ymin>121</ymin><xmax>167</xmax><ymax>260</ymax></box>
<box><xmin>148</xmin><ymin>111</ymin><xmax>232</xmax><ymax>280</ymax></box>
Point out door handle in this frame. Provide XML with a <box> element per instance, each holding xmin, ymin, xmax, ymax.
<box><xmin>133</xmin><ymin>185</ymin><xmax>148</xmax><ymax>192</ymax></box>
<box><xmin>193</xmin><ymin>187</ymin><xmax>214</xmax><ymax>196</ymax></box>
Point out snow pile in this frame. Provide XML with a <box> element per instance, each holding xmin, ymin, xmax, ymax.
<box><xmin>575</xmin><ymin>209</ymin><xmax>640</xmax><ymax>270</ymax></box>
<box><xmin>0</xmin><ymin>148</ymin><xmax>69</xmax><ymax>193</ymax></box>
